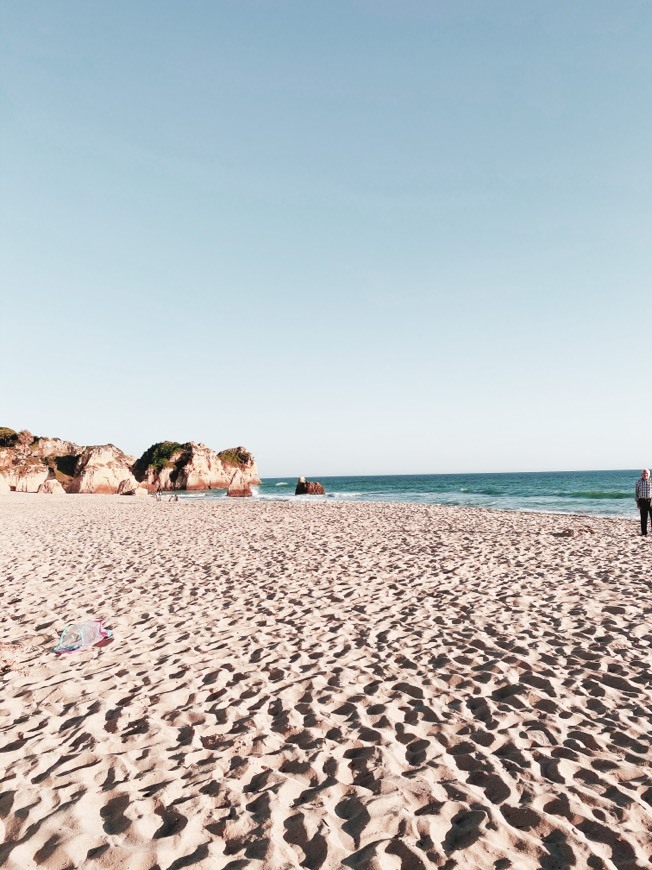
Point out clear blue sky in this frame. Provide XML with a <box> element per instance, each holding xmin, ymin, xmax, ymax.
<box><xmin>2</xmin><ymin>1</ymin><xmax>650</xmax><ymax>476</ymax></box>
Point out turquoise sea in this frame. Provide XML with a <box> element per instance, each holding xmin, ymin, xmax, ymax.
<box><xmin>183</xmin><ymin>470</ymin><xmax>641</xmax><ymax>519</ymax></box>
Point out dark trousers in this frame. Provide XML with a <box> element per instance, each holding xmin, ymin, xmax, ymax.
<box><xmin>638</xmin><ymin>498</ymin><xmax>652</xmax><ymax>535</ymax></box>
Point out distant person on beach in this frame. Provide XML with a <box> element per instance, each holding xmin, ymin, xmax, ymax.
<box><xmin>635</xmin><ymin>469</ymin><xmax>652</xmax><ymax>536</ymax></box>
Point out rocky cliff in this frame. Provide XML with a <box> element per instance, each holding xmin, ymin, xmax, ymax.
<box><xmin>0</xmin><ymin>427</ymin><xmax>260</xmax><ymax>496</ymax></box>
<box><xmin>133</xmin><ymin>442</ymin><xmax>260</xmax><ymax>493</ymax></box>
<box><xmin>67</xmin><ymin>445</ymin><xmax>138</xmax><ymax>494</ymax></box>
<box><xmin>0</xmin><ymin>430</ymin><xmax>83</xmax><ymax>492</ymax></box>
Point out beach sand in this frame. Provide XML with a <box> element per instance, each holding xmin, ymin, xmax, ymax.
<box><xmin>0</xmin><ymin>494</ymin><xmax>651</xmax><ymax>869</ymax></box>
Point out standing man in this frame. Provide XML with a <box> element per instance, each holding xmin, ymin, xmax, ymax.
<box><xmin>635</xmin><ymin>469</ymin><xmax>652</xmax><ymax>536</ymax></box>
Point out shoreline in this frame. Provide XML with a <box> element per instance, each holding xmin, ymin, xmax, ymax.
<box><xmin>0</xmin><ymin>488</ymin><xmax>640</xmax><ymax>524</ymax></box>
<box><xmin>1</xmin><ymin>496</ymin><xmax>650</xmax><ymax>867</ymax></box>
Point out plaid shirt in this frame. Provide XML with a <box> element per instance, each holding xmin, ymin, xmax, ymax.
<box><xmin>636</xmin><ymin>478</ymin><xmax>652</xmax><ymax>499</ymax></box>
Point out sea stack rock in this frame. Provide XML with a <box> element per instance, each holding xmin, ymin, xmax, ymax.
<box><xmin>295</xmin><ymin>477</ymin><xmax>325</xmax><ymax>495</ymax></box>
<box><xmin>226</xmin><ymin>468</ymin><xmax>253</xmax><ymax>497</ymax></box>
<box><xmin>134</xmin><ymin>442</ymin><xmax>260</xmax><ymax>493</ymax></box>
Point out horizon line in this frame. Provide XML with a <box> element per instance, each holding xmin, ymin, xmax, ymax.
<box><xmin>261</xmin><ymin>468</ymin><xmax>641</xmax><ymax>479</ymax></box>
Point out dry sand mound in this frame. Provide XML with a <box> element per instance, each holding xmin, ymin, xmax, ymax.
<box><xmin>0</xmin><ymin>495</ymin><xmax>651</xmax><ymax>868</ymax></box>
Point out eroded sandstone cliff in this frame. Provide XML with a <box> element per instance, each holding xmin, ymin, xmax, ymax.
<box><xmin>0</xmin><ymin>427</ymin><xmax>260</xmax><ymax>496</ymax></box>
<box><xmin>133</xmin><ymin>442</ymin><xmax>260</xmax><ymax>493</ymax></box>
<box><xmin>67</xmin><ymin>445</ymin><xmax>138</xmax><ymax>495</ymax></box>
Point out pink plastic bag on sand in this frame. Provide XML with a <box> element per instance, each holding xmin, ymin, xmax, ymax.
<box><xmin>54</xmin><ymin>620</ymin><xmax>113</xmax><ymax>654</ymax></box>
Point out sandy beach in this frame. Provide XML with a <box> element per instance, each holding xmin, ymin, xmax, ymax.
<box><xmin>1</xmin><ymin>494</ymin><xmax>651</xmax><ymax>869</ymax></box>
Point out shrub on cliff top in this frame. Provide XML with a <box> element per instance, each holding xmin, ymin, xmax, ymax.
<box><xmin>134</xmin><ymin>441</ymin><xmax>186</xmax><ymax>477</ymax></box>
<box><xmin>0</xmin><ymin>428</ymin><xmax>18</xmax><ymax>447</ymax></box>
<box><xmin>218</xmin><ymin>446</ymin><xmax>253</xmax><ymax>468</ymax></box>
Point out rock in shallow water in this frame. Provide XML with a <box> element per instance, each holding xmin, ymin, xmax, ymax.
<box><xmin>226</xmin><ymin>467</ymin><xmax>253</xmax><ymax>497</ymax></box>
<box><xmin>295</xmin><ymin>477</ymin><xmax>325</xmax><ymax>495</ymax></box>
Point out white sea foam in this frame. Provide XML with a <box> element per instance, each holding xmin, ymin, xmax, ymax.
<box><xmin>173</xmin><ymin>471</ymin><xmax>635</xmax><ymax>518</ymax></box>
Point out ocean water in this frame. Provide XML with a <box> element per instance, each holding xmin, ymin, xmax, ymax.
<box><xmin>180</xmin><ymin>470</ymin><xmax>641</xmax><ymax>519</ymax></box>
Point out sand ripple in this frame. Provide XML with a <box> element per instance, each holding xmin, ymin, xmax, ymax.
<box><xmin>1</xmin><ymin>495</ymin><xmax>651</xmax><ymax>868</ymax></box>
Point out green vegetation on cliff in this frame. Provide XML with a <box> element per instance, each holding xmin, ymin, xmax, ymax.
<box><xmin>134</xmin><ymin>441</ymin><xmax>186</xmax><ymax>477</ymax></box>
<box><xmin>0</xmin><ymin>428</ymin><xmax>38</xmax><ymax>448</ymax></box>
<box><xmin>218</xmin><ymin>446</ymin><xmax>253</xmax><ymax>468</ymax></box>
<box><xmin>133</xmin><ymin>442</ymin><xmax>253</xmax><ymax>480</ymax></box>
<box><xmin>0</xmin><ymin>428</ymin><xmax>18</xmax><ymax>447</ymax></box>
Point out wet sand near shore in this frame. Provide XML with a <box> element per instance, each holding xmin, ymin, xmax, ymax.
<box><xmin>1</xmin><ymin>494</ymin><xmax>651</xmax><ymax>869</ymax></box>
